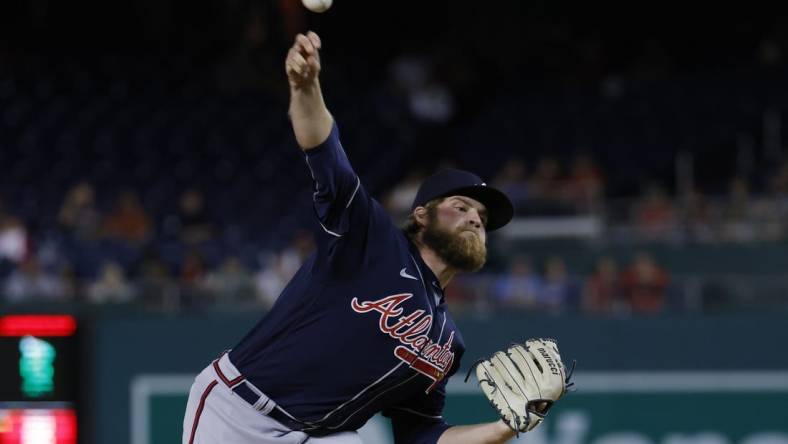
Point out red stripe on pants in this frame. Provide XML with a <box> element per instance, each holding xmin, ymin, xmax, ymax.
<box><xmin>188</xmin><ymin>380</ymin><xmax>218</xmax><ymax>444</ymax></box>
<box><xmin>213</xmin><ymin>359</ymin><xmax>244</xmax><ymax>387</ymax></box>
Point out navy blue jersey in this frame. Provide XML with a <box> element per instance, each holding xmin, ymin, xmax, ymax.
<box><xmin>229</xmin><ymin>124</ymin><xmax>465</xmax><ymax>443</ymax></box>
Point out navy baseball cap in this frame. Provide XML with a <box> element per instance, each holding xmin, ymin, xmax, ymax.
<box><xmin>411</xmin><ymin>169</ymin><xmax>514</xmax><ymax>231</ymax></box>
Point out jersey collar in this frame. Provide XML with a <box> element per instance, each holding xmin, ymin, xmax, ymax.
<box><xmin>407</xmin><ymin>240</ymin><xmax>446</xmax><ymax>306</ymax></box>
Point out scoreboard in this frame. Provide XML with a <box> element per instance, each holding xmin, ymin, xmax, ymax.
<box><xmin>0</xmin><ymin>315</ymin><xmax>79</xmax><ymax>444</ymax></box>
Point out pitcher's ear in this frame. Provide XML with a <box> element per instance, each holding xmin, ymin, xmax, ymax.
<box><xmin>413</xmin><ymin>206</ymin><xmax>428</xmax><ymax>228</ymax></box>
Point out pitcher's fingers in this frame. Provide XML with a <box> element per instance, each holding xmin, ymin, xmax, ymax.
<box><xmin>290</xmin><ymin>51</ymin><xmax>308</xmax><ymax>70</ymax></box>
<box><xmin>287</xmin><ymin>59</ymin><xmax>305</xmax><ymax>75</ymax></box>
<box><xmin>306</xmin><ymin>31</ymin><xmax>321</xmax><ymax>50</ymax></box>
<box><xmin>306</xmin><ymin>54</ymin><xmax>320</xmax><ymax>70</ymax></box>
<box><xmin>295</xmin><ymin>33</ymin><xmax>316</xmax><ymax>56</ymax></box>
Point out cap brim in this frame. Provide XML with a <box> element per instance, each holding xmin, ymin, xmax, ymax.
<box><xmin>438</xmin><ymin>185</ymin><xmax>514</xmax><ymax>231</ymax></box>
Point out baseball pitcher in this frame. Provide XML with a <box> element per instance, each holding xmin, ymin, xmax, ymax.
<box><xmin>182</xmin><ymin>31</ymin><xmax>573</xmax><ymax>444</ymax></box>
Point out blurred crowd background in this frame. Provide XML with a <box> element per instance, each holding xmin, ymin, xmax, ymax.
<box><xmin>2</xmin><ymin>0</ymin><xmax>788</xmax><ymax>317</ymax></box>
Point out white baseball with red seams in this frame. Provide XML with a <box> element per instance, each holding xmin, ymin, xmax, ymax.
<box><xmin>302</xmin><ymin>0</ymin><xmax>332</xmax><ymax>13</ymax></box>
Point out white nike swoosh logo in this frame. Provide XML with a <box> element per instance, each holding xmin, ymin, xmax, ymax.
<box><xmin>400</xmin><ymin>268</ymin><xmax>418</xmax><ymax>280</ymax></box>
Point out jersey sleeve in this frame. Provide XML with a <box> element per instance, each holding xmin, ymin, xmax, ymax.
<box><xmin>302</xmin><ymin>123</ymin><xmax>400</xmax><ymax>272</ymax></box>
<box><xmin>303</xmin><ymin>123</ymin><xmax>369</xmax><ymax>239</ymax></box>
<box><xmin>382</xmin><ymin>381</ymin><xmax>452</xmax><ymax>444</ymax></box>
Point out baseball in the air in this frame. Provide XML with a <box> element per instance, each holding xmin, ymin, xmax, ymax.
<box><xmin>302</xmin><ymin>0</ymin><xmax>332</xmax><ymax>13</ymax></box>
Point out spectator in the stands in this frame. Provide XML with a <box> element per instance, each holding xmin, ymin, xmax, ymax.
<box><xmin>527</xmin><ymin>156</ymin><xmax>562</xmax><ymax>201</ymax></box>
<box><xmin>526</xmin><ymin>156</ymin><xmax>577</xmax><ymax>215</ymax></box>
<box><xmin>88</xmin><ymin>261</ymin><xmax>134</xmax><ymax>304</ymax></box>
<box><xmin>769</xmin><ymin>162</ymin><xmax>788</xmax><ymax>197</ymax></box>
<box><xmin>563</xmin><ymin>153</ymin><xmax>604</xmax><ymax>212</ymax></box>
<box><xmin>720</xmin><ymin>176</ymin><xmax>757</xmax><ymax>242</ymax></box>
<box><xmin>389</xmin><ymin>53</ymin><xmax>455</xmax><ymax>124</ymax></box>
<box><xmin>57</xmin><ymin>181</ymin><xmax>101</xmax><ymax>240</ymax></box>
<box><xmin>58</xmin><ymin>262</ymin><xmax>79</xmax><ymax>302</ymax></box>
<box><xmin>492</xmin><ymin>157</ymin><xmax>529</xmax><ymax>209</ymax></box>
<box><xmin>767</xmin><ymin>163</ymin><xmax>788</xmax><ymax>238</ymax></box>
<box><xmin>539</xmin><ymin>256</ymin><xmax>575</xmax><ymax>312</ymax></box>
<box><xmin>683</xmin><ymin>187</ymin><xmax>715</xmax><ymax>242</ymax></box>
<box><xmin>278</xmin><ymin>229</ymin><xmax>315</xmax><ymax>280</ymax></box>
<box><xmin>3</xmin><ymin>256</ymin><xmax>67</xmax><ymax>303</ymax></box>
<box><xmin>101</xmin><ymin>190</ymin><xmax>152</xmax><ymax>246</ymax></box>
<box><xmin>492</xmin><ymin>255</ymin><xmax>541</xmax><ymax>309</ymax></box>
<box><xmin>255</xmin><ymin>252</ymin><xmax>290</xmax><ymax>308</ymax></box>
<box><xmin>632</xmin><ymin>183</ymin><xmax>678</xmax><ymax>240</ymax></box>
<box><xmin>179</xmin><ymin>249</ymin><xmax>211</xmax><ymax>309</ymax></box>
<box><xmin>136</xmin><ymin>249</ymin><xmax>176</xmax><ymax>311</ymax></box>
<box><xmin>442</xmin><ymin>273</ymin><xmax>479</xmax><ymax>314</ymax></box>
<box><xmin>255</xmin><ymin>229</ymin><xmax>316</xmax><ymax>307</ymax></box>
<box><xmin>0</xmin><ymin>201</ymin><xmax>28</xmax><ymax>264</ymax></box>
<box><xmin>583</xmin><ymin>256</ymin><xmax>624</xmax><ymax>315</ymax></box>
<box><xmin>175</xmin><ymin>189</ymin><xmax>215</xmax><ymax>246</ymax></box>
<box><xmin>382</xmin><ymin>170</ymin><xmax>426</xmax><ymax>222</ymax></box>
<box><xmin>620</xmin><ymin>252</ymin><xmax>670</xmax><ymax>314</ymax></box>
<box><xmin>206</xmin><ymin>256</ymin><xmax>257</xmax><ymax>308</ymax></box>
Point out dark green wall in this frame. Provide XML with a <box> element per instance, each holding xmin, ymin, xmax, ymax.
<box><xmin>86</xmin><ymin>312</ymin><xmax>788</xmax><ymax>444</ymax></box>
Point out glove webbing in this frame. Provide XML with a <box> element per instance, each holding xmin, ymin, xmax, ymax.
<box><xmin>510</xmin><ymin>345</ymin><xmax>544</xmax><ymax>401</ymax></box>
